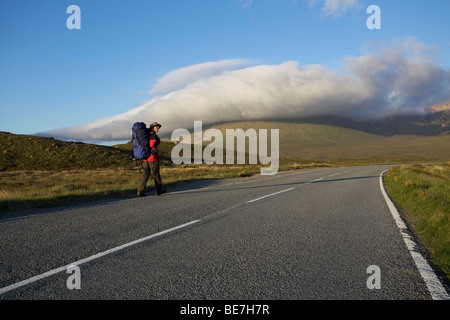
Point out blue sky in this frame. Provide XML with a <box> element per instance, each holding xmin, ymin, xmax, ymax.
<box><xmin>1</xmin><ymin>0</ymin><xmax>449</xmax><ymax>142</ymax></box>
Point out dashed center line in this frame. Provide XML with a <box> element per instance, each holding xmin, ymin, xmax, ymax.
<box><xmin>305</xmin><ymin>177</ymin><xmax>323</xmax><ymax>184</ymax></box>
<box><xmin>247</xmin><ymin>187</ymin><xmax>296</xmax><ymax>203</ymax></box>
<box><xmin>247</xmin><ymin>176</ymin><xmax>326</xmax><ymax>203</ymax></box>
<box><xmin>328</xmin><ymin>172</ymin><xmax>342</xmax><ymax>177</ymax></box>
<box><xmin>0</xmin><ymin>171</ymin><xmax>354</xmax><ymax>296</ymax></box>
<box><xmin>0</xmin><ymin>220</ymin><xmax>201</xmax><ymax>295</ymax></box>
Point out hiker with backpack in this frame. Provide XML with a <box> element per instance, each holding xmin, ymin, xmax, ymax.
<box><xmin>133</xmin><ymin>121</ymin><xmax>165</xmax><ymax>197</ymax></box>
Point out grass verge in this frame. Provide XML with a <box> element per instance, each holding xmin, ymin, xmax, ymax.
<box><xmin>0</xmin><ymin>159</ymin><xmax>330</xmax><ymax>215</ymax></box>
<box><xmin>1</xmin><ymin>155</ymin><xmax>444</xmax><ymax>216</ymax></box>
<box><xmin>383</xmin><ymin>162</ymin><xmax>450</xmax><ymax>281</ymax></box>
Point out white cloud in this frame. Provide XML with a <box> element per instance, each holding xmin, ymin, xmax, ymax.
<box><xmin>240</xmin><ymin>0</ymin><xmax>360</xmax><ymax>17</ymax></box>
<box><xmin>149</xmin><ymin>59</ymin><xmax>255</xmax><ymax>94</ymax></box>
<box><xmin>40</xmin><ymin>38</ymin><xmax>450</xmax><ymax>142</ymax></box>
<box><xmin>309</xmin><ymin>0</ymin><xmax>362</xmax><ymax>17</ymax></box>
<box><xmin>239</xmin><ymin>0</ymin><xmax>254</xmax><ymax>7</ymax></box>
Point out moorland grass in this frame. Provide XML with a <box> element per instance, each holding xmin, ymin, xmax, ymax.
<box><xmin>0</xmin><ymin>160</ymin><xmax>332</xmax><ymax>214</ymax></box>
<box><xmin>384</xmin><ymin>162</ymin><xmax>450</xmax><ymax>280</ymax></box>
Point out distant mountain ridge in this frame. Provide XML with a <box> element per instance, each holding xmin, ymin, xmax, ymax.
<box><xmin>186</xmin><ymin>106</ymin><xmax>450</xmax><ymax>138</ymax></box>
<box><xmin>1</xmin><ymin>108</ymin><xmax>449</xmax><ymax>171</ymax></box>
<box><xmin>194</xmin><ymin>108</ymin><xmax>450</xmax><ymax>161</ymax></box>
<box><xmin>271</xmin><ymin>107</ymin><xmax>450</xmax><ymax>136</ymax></box>
<box><xmin>361</xmin><ymin>107</ymin><xmax>450</xmax><ymax>136</ymax></box>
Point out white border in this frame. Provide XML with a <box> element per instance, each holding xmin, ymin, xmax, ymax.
<box><xmin>380</xmin><ymin>169</ymin><xmax>449</xmax><ymax>300</ymax></box>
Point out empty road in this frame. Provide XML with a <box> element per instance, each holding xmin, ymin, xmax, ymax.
<box><xmin>1</xmin><ymin>165</ymin><xmax>448</xmax><ymax>303</ymax></box>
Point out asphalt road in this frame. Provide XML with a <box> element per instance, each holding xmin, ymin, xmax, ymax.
<box><xmin>0</xmin><ymin>165</ymin><xmax>448</xmax><ymax>301</ymax></box>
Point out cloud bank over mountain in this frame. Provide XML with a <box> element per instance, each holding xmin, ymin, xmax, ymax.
<box><xmin>40</xmin><ymin>38</ymin><xmax>450</xmax><ymax>142</ymax></box>
<box><xmin>149</xmin><ymin>59</ymin><xmax>255</xmax><ymax>94</ymax></box>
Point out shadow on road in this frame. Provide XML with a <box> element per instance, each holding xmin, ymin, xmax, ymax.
<box><xmin>166</xmin><ymin>175</ymin><xmax>380</xmax><ymax>196</ymax></box>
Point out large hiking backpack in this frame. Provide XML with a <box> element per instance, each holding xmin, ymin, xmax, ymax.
<box><xmin>132</xmin><ymin>122</ymin><xmax>151</xmax><ymax>160</ymax></box>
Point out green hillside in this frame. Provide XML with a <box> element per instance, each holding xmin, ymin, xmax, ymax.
<box><xmin>199</xmin><ymin>121</ymin><xmax>450</xmax><ymax>162</ymax></box>
<box><xmin>0</xmin><ymin>132</ymin><xmax>130</xmax><ymax>171</ymax></box>
<box><xmin>1</xmin><ymin>122</ymin><xmax>448</xmax><ymax>214</ymax></box>
<box><xmin>2</xmin><ymin>115</ymin><xmax>449</xmax><ymax>173</ymax></box>
<box><xmin>0</xmin><ymin>132</ymin><xmax>175</xmax><ymax>171</ymax></box>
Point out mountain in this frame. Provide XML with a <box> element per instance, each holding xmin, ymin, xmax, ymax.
<box><xmin>362</xmin><ymin>105</ymin><xmax>450</xmax><ymax>136</ymax></box>
<box><xmin>194</xmin><ymin>108</ymin><xmax>450</xmax><ymax>161</ymax></box>
<box><xmin>1</xmin><ymin>108</ymin><xmax>449</xmax><ymax>171</ymax></box>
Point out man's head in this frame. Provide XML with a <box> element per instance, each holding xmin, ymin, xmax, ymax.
<box><xmin>150</xmin><ymin>122</ymin><xmax>161</xmax><ymax>132</ymax></box>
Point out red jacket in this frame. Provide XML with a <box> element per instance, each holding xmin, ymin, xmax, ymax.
<box><xmin>144</xmin><ymin>131</ymin><xmax>160</xmax><ymax>162</ymax></box>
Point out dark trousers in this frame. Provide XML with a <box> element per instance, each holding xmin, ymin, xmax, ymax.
<box><xmin>138</xmin><ymin>161</ymin><xmax>163</xmax><ymax>195</ymax></box>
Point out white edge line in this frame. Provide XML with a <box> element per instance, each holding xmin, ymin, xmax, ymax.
<box><xmin>0</xmin><ymin>219</ymin><xmax>201</xmax><ymax>295</ymax></box>
<box><xmin>247</xmin><ymin>187</ymin><xmax>295</xmax><ymax>203</ymax></box>
<box><xmin>379</xmin><ymin>169</ymin><xmax>449</xmax><ymax>300</ymax></box>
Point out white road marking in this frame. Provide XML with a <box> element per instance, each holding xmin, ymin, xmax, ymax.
<box><xmin>247</xmin><ymin>187</ymin><xmax>296</xmax><ymax>203</ymax></box>
<box><xmin>247</xmin><ymin>176</ymin><xmax>325</xmax><ymax>203</ymax></box>
<box><xmin>0</xmin><ymin>220</ymin><xmax>201</xmax><ymax>295</ymax></box>
<box><xmin>379</xmin><ymin>170</ymin><xmax>449</xmax><ymax>300</ymax></box>
<box><xmin>305</xmin><ymin>177</ymin><xmax>323</xmax><ymax>184</ymax></box>
<box><xmin>0</xmin><ymin>171</ymin><xmax>337</xmax><ymax>294</ymax></box>
<box><xmin>328</xmin><ymin>172</ymin><xmax>342</xmax><ymax>177</ymax></box>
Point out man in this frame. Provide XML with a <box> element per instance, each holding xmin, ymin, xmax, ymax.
<box><xmin>137</xmin><ymin>122</ymin><xmax>164</xmax><ymax>197</ymax></box>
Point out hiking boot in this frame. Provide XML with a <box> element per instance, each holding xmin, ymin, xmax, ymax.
<box><xmin>137</xmin><ymin>192</ymin><xmax>147</xmax><ymax>197</ymax></box>
<box><xmin>156</xmin><ymin>189</ymin><xmax>166</xmax><ymax>196</ymax></box>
